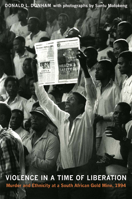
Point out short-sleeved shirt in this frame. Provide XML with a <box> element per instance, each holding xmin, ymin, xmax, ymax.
<box><xmin>0</xmin><ymin>127</ymin><xmax>20</xmax><ymax>199</ymax></box>
<box><xmin>24</xmin><ymin>129</ymin><xmax>59</xmax><ymax>182</ymax></box>
<box><xmin>51</xmin><ymin>27</ymin><xmax>70</xmax><ymax>40</ymax></box>
<box><xmin>25</xmin><ymin>30</ymin><xmax>49</xmax><ymax>48</ymax></box>
<box><xmin>13</xmin><ymin>49</ymin><xmax>34</xmax><ymax>79</ymax></box>
<box><xmin>10</xmin><ymin>22</ymin><xmax>29</xmax><ymax>38</ymax></box>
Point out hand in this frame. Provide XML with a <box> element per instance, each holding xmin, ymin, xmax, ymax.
<box><xmin>94</xmin><ymin>114</ymin><xmax>103</xmax><ymax>124</ymax></box>
<box><xmin>77</xmin><ymin>50</ymin><xmax>90</xmax><ymax>78</ymax></box>
<box><xmin>107</xmin><ymin>51</ymin><xmax>115</xmax><ymax>60</ymax></box>
<box><xmin>100</xmin><ymin>153</ymin><xmax>115</xmax><ymax>166</ymax></box>
<box><xmin>76</xmin><ymin>50</ymin><xmax>87</xmax><ymax>70</ymax></box>
<box><xmin>31</xmin><ymin>55</ymin><xmax>38</xmax><ymax>82</ymax></box>
<box><xmin>105</xmin><ymin>126</ymin><xmax>127</xmax><ymax>141</ymax></box>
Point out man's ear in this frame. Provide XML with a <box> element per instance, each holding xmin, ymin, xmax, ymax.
<box><xmin>79</xmin><ymin>104</ymin><xmax>84</xmax><ymax>112</ymax></box>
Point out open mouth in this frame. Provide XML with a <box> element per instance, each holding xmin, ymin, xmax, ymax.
<box><xmin>65</xmin><ymin>105</ymin><xmax>70</xmax><ymax>110</ymax></box>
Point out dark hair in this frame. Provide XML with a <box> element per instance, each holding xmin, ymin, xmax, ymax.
<box><xmin>114</xmin><ymin>39</ymin><xmax>128</xmax><ymax>50</ymax></box>
<box><xmin>0</xmin><ymin>102</ymin><xmax>11</xmax><ymax>125</ymax></box>
<box><xmin>46</xmin><ymin>8</ymin><xmax>58</xmax><ymax>18</ymax></box>
<box><xmin>12</xmin><ymin>109</ymin><xmax>24</xmax><ymax>121</ymax></box>
<box><xmin>39</xmin><ymin>37</ymin><xmax>50</xmax><ymax>42</ymax></box>
<box><xmin>72</xmin><ymin>92</ymin><xmax>86</xmax><ymax>113</ymax></box>
<box><xmin>118</xmin><ymin>21</ymin><xmax>132</xmax><ymax>35</ymax></box>
<box><xmin>84</xmin><ymin>46</ymin><xmax>98</xmax><ymax>59</ymax></box>
<box><xmin>58</xmin><ymin>13</ymin><xmax>69</xmax><ymax>21</ymax></box>
<box><xmin>28</xmin><ymin>17</ymin><xmax>40</xmax><ymax>25</ymax></box>
<box><xmin>4</xmin><ymin>76</ymin><xmax>19</xmax><ymax>88</ymax></box>
<box><xmin>106</xmin><ymin>7</ymin><xmax>119</xmax><ymax>18</ymax></box>
<box><xmin>24</xmin><ymin>57</ymin><xmax>32</xmax><ymax>64</ymax></box>
<box><xmin>14</xmin><ymin>36</ymin><xmax>25</xmax><ymax>44</ymax></box>
<box><xmin>118</xmin><ymin>51</ymin><xmax>132</xmax><ymax>62</ymax></box>
<box><xmin>98</xmin><ymin>59</ymin><xmax>114</xmax><ymax>76</ymax></box>
<box><xmin>18</xmin><ymin>7</ymin><xmax>28</xmax><ymax>16</ymax></box>
<box><xmin>117</xmin><ymin>102</ymin><xmax>131</xmax><ymax>115</ymax></box>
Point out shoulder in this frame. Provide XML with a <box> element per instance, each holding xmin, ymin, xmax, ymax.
<box><xmin>47</xmin><ymin>130</ymin><xmax>59</xmax><ymax>143</ymax></box>
<box><xmin>0</xmin><ymin>131</ymin><xmax>16</xmax><ymax>148</ymax></box>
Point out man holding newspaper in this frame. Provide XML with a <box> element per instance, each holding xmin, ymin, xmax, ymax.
<box><xmin>31</xmin><ymin>50</ymin><xmax>96</xmax><ymax>199</ymax></box>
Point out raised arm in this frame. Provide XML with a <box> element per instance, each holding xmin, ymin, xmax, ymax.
<box><xmin>31</xmin><ymin>58</ymin><xmax>67</xmax><ymax>128</ymax></box>
<box><xmin>77</xmin><ymin>50</ymin><xmax>96</xmax><ymax>123</ymax></box>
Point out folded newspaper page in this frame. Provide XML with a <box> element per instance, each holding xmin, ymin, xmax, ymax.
<box><xmin>34</xmin><ymin>37</ymin><xmax>80</xmax><ymax>86</ymax></box>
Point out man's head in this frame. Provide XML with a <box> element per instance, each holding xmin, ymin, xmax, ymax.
<box><xmin>13</xmin><ymin>36</ymin><xmax>25</xmax><ymax>53</ymax></box>
<box><xmin>30</xmin><ymin>106</ymin><xmax>49</xmax><ymax>131</ymax></box>
<box><xmin>117</xmin><ymin>21</ymin><xmax>132</xmax><ymax>39</ymax></box>
<box><xmin>105</xmin><ymin>7</ymin><xmax>119</xmax><ymax>23</ymax></box>
<box><xmin>65</xmin><ymin>27</ymin><xmax>81</xmax><ymax>39</ymax></box>
<box><xmin>75</xmin><ymin>7</ymin><xmax>87</xmax><ymax>19</ymax></box>
<box><xmin>113</xmin><ymin>102</ymin><xmax>131</xmax><ymax>126</ymax></box>
<box><xmin>95</xmin><ymin>60</ymin><xmax>114</xmax><ymax>80</ymax></box>
<box><xmin>113</xmin><ymin>39</ymin><xmax>128</xmax><ymax>59</ymax></box>
<box><xmin>39</xmin><ymin>37</ymin><xmax>50</xmax><ymax>42</ymax></box>
<box><xmin>4</xmin><ymin>76</ymin><xmax>19</xmax><ymax>98</ymax></box>
<box><xmin>58</xmin><ymin>13</ymin><xmax>69</xmax><ymax>30</ymax></box>
<box><xmin>0</xmin><ymin>59</ymin><xmax>5</xmax><ymax>78</ymax></box>
<box><xmin>118</xmin><ymin>51</ymin><xmax>132</xmax><ymax>75</ymax></box>
<box><xmin>84</xmin><ymin>47</ymin><xmax>98</xmax><ymax>67</ymax></box>
<box><xmin>65</xmin><ymin>89</ymin><xmax>86</xmax><ymax>117</ymax></box>
<box><xmin>10</xmin><ymin>109</ymin><xmax>24</xmax><ymax>130</ymax></box>
<box><xmin>22</xmin><ymin>58</ymin><xmax>32</xmax><ymax>76</ymax></box>
<box><xmin>96</xmin><ymin>29</ymin><xmax>108</xmax><ymax>48</ymax></box>
<box><xmin>18</xmin><ymin>7</ymin><xmax>28</xmax><ymax>22</ymax></box>
<box><xmin>0</xmin><ymin>102</ymin><xmax>11</xmax><ymax>128</ymax></box>
<box><xmin>46</xmin><ymin>8</ymin><xmax>57</xmax><ymax>23</ymax></box>
<box><xmin>28</xmin><ymin>17</ymin><xmax>40</xmax><ymax>32</ymax></box>
<box><xmin>12</xmin><ymin>0</ymin><xmax>19</xmax><ymax>13</ymax></box>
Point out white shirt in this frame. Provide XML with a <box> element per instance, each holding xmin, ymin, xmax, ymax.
<box><xmin>0</xmin><ymin>73</ymin><xmax>7</xmax><ymax>99</ymax></box>
<box><xmin>74</xmin><ymin>17</ymin><xmax>96</xmax><ymax>37</ymax></box>
<box><xmin>25</xmin><ymin>96</ymin><xmax>36</xmax><ymax>119</ymax></box>
<box><xmin>95</xmin><ymin>80</ymin><xmax>120</xmax><ymax>137</ymax></box>
<box><xmin>46</xmin><ymin>19</ymin><xmax>59</xmax><ymax>38</ymax></box>
<box><xmin>6</xmin><ymin>13</ymin><xmax>18</xmax><ymax>29</ymax></box>
<box><xmin>13</xmin><ymin>49</ymin><xmax>34</xmax><ymax>79</ymax></box>
<box><xmin>25</xmin><ymin>30</ymin><xmax>49</xmax><ymax>48</ymax></box>
<box><xmin>126</xmin><ymin>34</ymin><xmax>132</xmax><ymax>52</ymax></box>
<box><xmin>15</xmin><ymin>126</ymin><xmax>29</xmax><ymax>142</ymax></box>
<box><xmin>10</xmin><ymin>22</ymin><xmax>29</xmax><ymax>38</ymax></box>
<box><xmin>97</xmin><ymin>121</ymin><xmax>132</xmax><ymax>161</ymax></box>
<box><xmin>114</xmin><ymin>64</ymin><xmax>126</xmax><ymax>90</ymax></box>
<box><xmin>5</xmin><ymin>95</ymin><xmax>28</xmax><ymax>121</ymax></box>
<box><xmin>97</xmin><ymin>47</ymin><xmax>113</xmax><ymax>61</ymax></box>
<box><xmin>51</xmin><ymin>27</ymin><xmax>70</xmax><ymax>40</ymax></box>
<box><xmin>34</xmin><ymin>78</ymin><xmax>95</xmax><ymax>169</ymax></box>
<box><xmin>120</xmin><ymin>75</ymin><xmax>132</xmax><ymax>109</ymax></box>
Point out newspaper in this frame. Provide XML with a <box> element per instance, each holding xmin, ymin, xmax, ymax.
<box><xmin>34</xmin><ymin>37</ymin><xmax>80</xmax><ymax>86</ymax></box>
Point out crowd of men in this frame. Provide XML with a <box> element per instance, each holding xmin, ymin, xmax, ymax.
<box><xmin>1</xmin><ymin>0</ymin><xmax>132</xmax><ymax>199</ymax></box>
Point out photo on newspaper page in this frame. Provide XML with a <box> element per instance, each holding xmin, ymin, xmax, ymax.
<box><xmin>57</xmin><ymin>38</ymin><xmax>80</xmax><ymax>83</ymax></box>
<box><xmin>35</xmin><ymin>40</ymin><xmax>57</xmax><ymax>86</ymax></box>
<box><xmin>35</xmin><ymin>37</ymin><xmax>80</xmax><ymax>86</ymax></box>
